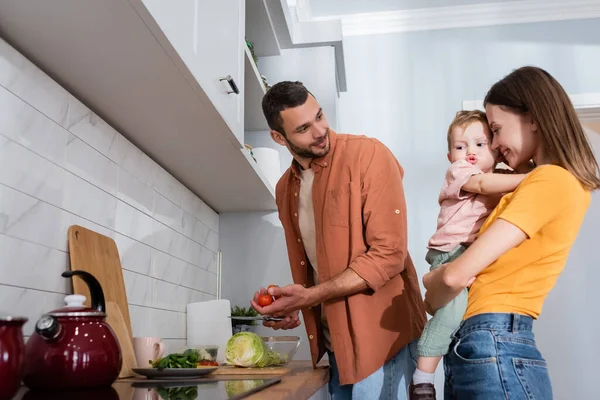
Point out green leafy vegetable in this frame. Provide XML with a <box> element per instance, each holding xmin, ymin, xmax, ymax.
<box><xmin>155</xmin><ymin>385</ymin><xmax>198</xmax><ymax>400</ymax></box>
<box><xmin>225</xmin><ymin>332</ymin><xmax>288</xmax><ymax>368</ymax></box>
<box><xmin>225</xmin><ymin>380</ymin><xmax>265</xmax><ymax>398</ymax></box>
<box><xmin>150</xmin><ymin>349</ymin><xmax>209</xmax><ymax>369</ymax></box>
<box><xmin>231</xmin><ymin>306</ymin><xmax>259</xmax><ymax>326</ymax></box>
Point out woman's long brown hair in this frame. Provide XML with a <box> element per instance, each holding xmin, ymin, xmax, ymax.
<box><xmin>484</xmin><ymin>66</ymin><xmax>600</xmax><ymax>191</ymax></box>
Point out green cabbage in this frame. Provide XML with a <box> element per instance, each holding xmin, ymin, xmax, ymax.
<box><xmin>224</xmin><ymin>380</ymin><xmax>265</xmax><ymax>398</ymax></box>
<box><xmin>224</xmin><ymin>332</ymin><xmax>288</xmax><ymax>368</ymax></box>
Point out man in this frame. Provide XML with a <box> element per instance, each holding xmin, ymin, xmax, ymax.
<box><xmin>251</xmin><ymin>81</ymin><xmax>426</xmax><ymax>399</ymax></box>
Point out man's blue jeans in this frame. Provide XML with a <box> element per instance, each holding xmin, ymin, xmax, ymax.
<box><xmin>328</xmin><ymin>340</ymin><xmax>418</xmax><ymax>400</ymax></box>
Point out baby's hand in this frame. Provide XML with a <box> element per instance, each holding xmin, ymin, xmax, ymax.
<box><xmin>467</xmin><ymin>276</ymin><xmax>476</xmax><ymax>287</ymax></box>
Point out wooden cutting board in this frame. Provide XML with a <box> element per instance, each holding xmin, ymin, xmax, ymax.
<box><xmin>107</xmin><ymin>301</ymin><xmax>138</xmax><ymax>378</ymax></box>
<box><xmin>212</xmin><ymin>365</ymin><xmax>291</xmax><ymax>376</ymax></box>
<box><xmin>68</xmin><ymin>225</ymin><xmax>137</xmax><ymax>377</ymax></box>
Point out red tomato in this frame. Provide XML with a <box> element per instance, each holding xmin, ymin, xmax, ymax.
<box><xmin>267</xmin><ymin>285</ymin><xmax>281</xmax><ymax>299</ymax></box>
<box><xmin>258</xmin><ymin>294</ymin><xmax>273</xmax><ymax>306</ymax></box>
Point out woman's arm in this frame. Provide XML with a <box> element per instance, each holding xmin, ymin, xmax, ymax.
<box><xmin>423</xmin><ymin>218</ymin><xmax>527</xmax><ymax>313</ymax></box>
<box><xmin>461</xmin><ymin>173</ymin><xmax>526</xmax><ymax>195</ymax></box>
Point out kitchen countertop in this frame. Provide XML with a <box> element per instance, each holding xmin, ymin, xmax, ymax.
<box><xmin>242</xmin><ymin>361</ymin><xmax>329</xmax><ymax>400</ymax></box>
<box><xmin>13</xmin><ymin>361</ymin><xmax>330</xmax><ymax>400</ymax></box>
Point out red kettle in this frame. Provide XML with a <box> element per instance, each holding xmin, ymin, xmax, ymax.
<box><xmin>23</xmin><ymin>270</ymin><xmax>122</xmax><ymax>390</ymax></box>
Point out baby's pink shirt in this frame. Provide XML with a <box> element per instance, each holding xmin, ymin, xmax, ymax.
<box><xmin>428</xmin><ymin>160</ymin><xmax>500</xmax><ymax>252</ymax></box>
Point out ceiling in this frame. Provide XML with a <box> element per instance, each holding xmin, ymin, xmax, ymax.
<box><xmin>308</xmin><ymin>0</ymin><xmax>527</xmax><ymax>17</ymax></box>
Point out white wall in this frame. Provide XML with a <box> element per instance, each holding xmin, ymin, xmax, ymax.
<box><xmin>338</xmin><ymin>18</ymin><xmax>600</xmax><ymax>399</ymax></box>
<box><xmin>0</xmin><ymin>38</ymin><xmax>219</xmax><ymax>352</ymax></box>
<box><xmin>219</xmin><ymin>212</ymin><xmax>312</xmax><ymax>361</ymax></box>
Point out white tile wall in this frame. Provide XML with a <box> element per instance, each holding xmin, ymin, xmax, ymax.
<box><xmin>0</xmin><ymin>38</ymin><xmax>219</xmax><ymax>353</ymax></box>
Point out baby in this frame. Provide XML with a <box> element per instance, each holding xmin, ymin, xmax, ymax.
<box><xmin>409</xmin><ymin>110</ymin><xmax>527</xmax><ymax>399</ymax></box>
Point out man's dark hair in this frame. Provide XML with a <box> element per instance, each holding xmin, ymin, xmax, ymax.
<box><xmin>262</xmin><ymin>81</ymin><xmax>312</xmax><ymax>135</ymax></box>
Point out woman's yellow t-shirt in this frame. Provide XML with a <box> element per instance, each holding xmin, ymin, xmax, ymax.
<box><xmin>465</xmin><ymin>165</ymin><xmax>591</xmax><ymax>320</ymax></box>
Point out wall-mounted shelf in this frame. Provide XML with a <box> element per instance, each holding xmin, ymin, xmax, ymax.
<box><xmin>244</xmin><ymin>46</ymin><xmax>270</xmax><ymax>132</ymax></box>
<box><xmin>246</xmin><ymin>0</ymin><xmax>281</xmax><ymax>57</ymax></box>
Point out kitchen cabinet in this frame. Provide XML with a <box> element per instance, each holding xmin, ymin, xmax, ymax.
<box><xmin>0</xmin><ymin>0</ymin><xmax>343</xmax><ymax>213</ymax></box>
<box><xmin>0</xmin><ymin>0</ymin><xmax>274</xmax><ymax>212</ymax></box>
<box><xmin>258</xmin><ymin>46</ymin><xmax>339</xmax><ymax>130</ymax></box>
<box><xmin>141</xmin><ymin>0</ymin><xmax>245</xmax><ymax>144</ymax></box>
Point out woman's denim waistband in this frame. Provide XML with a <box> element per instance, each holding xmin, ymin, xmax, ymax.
<box><xmin>455</xmin><ymin>313</ymin><xmax>534</xmax><ymax>338</ymax></box>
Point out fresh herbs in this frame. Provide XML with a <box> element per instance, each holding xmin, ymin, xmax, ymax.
<box><xmin>231</xmin><ymin>306</ymin><xmax>259</xmax><ymax>327</ymax></box>
<box><xmin>150</xmin><ymin>349</ymin><xmax>206</xmax><ymax>369</ymax></box>
<box><xmin>156</xmin><ymin>385</ymin><xmax>198</xmax><ymax>400</ymax></box>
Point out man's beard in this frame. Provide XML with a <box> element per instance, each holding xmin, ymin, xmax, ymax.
<box><xmin>285</xmin><ymin>129</ymin><xmax>330</xmax><ymax>159</ymax></box>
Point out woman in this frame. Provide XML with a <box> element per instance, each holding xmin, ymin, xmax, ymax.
<box><xmin>423</xmin><ymin>66</ymin><xmax>600</xmax><ymax>399</ymax></box>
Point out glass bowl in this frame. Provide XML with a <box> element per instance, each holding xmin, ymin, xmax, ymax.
<box><xmin>261</xmin><ymin>336</ymin><xmax>301</xmax><ymax>365</ymax></box>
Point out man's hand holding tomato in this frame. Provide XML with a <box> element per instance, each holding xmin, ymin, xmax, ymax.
<box><xmin>250</xmin><ymin>284</ymin><xmax>311</xmax><ymax>331</ymax></box>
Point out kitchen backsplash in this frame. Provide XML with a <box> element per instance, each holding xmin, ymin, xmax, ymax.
<box><xmin>0</xmin><ymin>38</ymin><xmax>219</xmax><ymax>353</ymax></box>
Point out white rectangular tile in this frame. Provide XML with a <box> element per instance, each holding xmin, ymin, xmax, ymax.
<box><xmin>0</xmin><ymin>136</ymin><xmax>66</xmax><ymax>206</ymax></box>
<box><xmin>180</xmin><ymin>236</ymin><xmax>205</xmax><ymax>267</ymax></box>
<box><xmin>201</xmin><ymin>203</ymin><xmax>219</xmax><ymax>233</ymax></box>
<box><xmin>0</xmin><ymin>234</ymin><xmax>69</xmax><ymax>293</ymax></box>
<box><xmin>200</xmin><ymin>247</ymin><xmax>216</xmax><ymax>271</ymax></box>
<box><xmin>65</xmin><ymin>96</ymin><xmax>120</xmax><ymax>162</ymax></box>
<box><xmin>182</xmin><ymin>212</ymin><xmax>210</xmax><ymax>245</ymax></box>
<box><xmin>205</xmin><ymin>230</ymin><xmax>219</xmax><ymax>252</ymax></box>
<box><xmin>207</xmin><ymin>252</ymin><xmax>218</xmax><ymax>274</ymax></box>
<box><xmin>118</xmin><ymin>136</ymin><xmax>156</xmax><ymax>186</ymax></box>
<box><xmin>62</xmin><ymin>172</ymin><xmax>117</xmax><ymax>230</ymax></box>
<box><xmin>151</xmin><ymin>249</ymin><xmax>187</xmax><ymax>286</ymax></box>
<box><xmin>0</xmin><ymin>39</ymin><xmax>70</xmax><ymax>127</ymax></box>
<box><xmin>65</xmin><ymin>135</ymin><xmax>118</xmax><ymax>195</ymax></box>
<box><xmin>0</xmin><ymin>86</ymin><xmax>69</xmax><ymax>166</ymax></box>
<box><xmin>115</xmin><ymin>200</ymin><xmax>155</xmax><ymax>246</ymax></box>
<box><xmin>181</xmin><ymin>211</ymin><xmax>196</xmax><ymax>241</ymax></box>
<box><xmin>189</xmin><ymin>290</ymin><xmax>215</xmax><ymax>304</ymax></box>
<box><xmin>117</xmin><ymin>169</ymin><xmax>154</xmax><ymax>215</ymax></box>
<box><xmin>114</xmin><ymin>233</ymin><xmax>153</xmax><ymax>276</ymax></box>
<box><xmin>0</xmin><ymin>285</ymin><xmax>66</xmax><ymax>336</ymax></box>
<box><xmin>127</xmin><ymin>271</ymin><xmax>202</xmax><ymax>314</ymax></box>
<box><xmin>154</xmin><ymin>192</ymin><xmax>183</xmax><ymax>233</ymax></box>
<box><xmin>123</xmin><ymin>270</ymin><xmax>153</xmax><ymax>309</ymax></box>
<box><xmin>152</xmin><ymin>220</ymin><xmax>183</xmax><ymax>258</ymax></box>
<box><xmin>154</xmin><ymin>279</ymin><xmax>192</xmax><ymax>313</ymax></box>
<box><xmin>181</xmin><ymin>187</ymin><xmax>203</xmax><ymax>218</ymax></box>
<box><xmin>153</xmin><ymin>166</ymin><xmax>183</xmax><ymax>206</ymax></box>
<box><xmin>182</xmin><ymin>264</ymin><xmax>218</xmax><ymax>295</ymax></box>
<box><xmin>181</xmin><ymin>190</ymin><xmax>219</xmax><ymax>233</ymax></box>
<box><xmin>204</xmin><ymin>271</ymin><xmax>218</xmax><ymax>296</ymax></box>
<box><xmin>129</xmin><ymin>305</ymin><xmax>186</xmax><ymax>339</ymax></box>
<box><xmin>0</xmin><ymin>185</ymin><xmax>63</xmax><ymax>250</ymax></box>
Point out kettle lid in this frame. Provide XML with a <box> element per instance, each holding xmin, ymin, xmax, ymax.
<box><xmin>47</xmin><ymin>294</ymin><xmax>106</xmax><ymax>317</ymax></box>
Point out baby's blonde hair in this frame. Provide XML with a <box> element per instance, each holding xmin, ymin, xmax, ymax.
<box><xmin>447</xmin><ymin>110</ymin><xmax>490</xmax><ymax>151</ymax></box>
